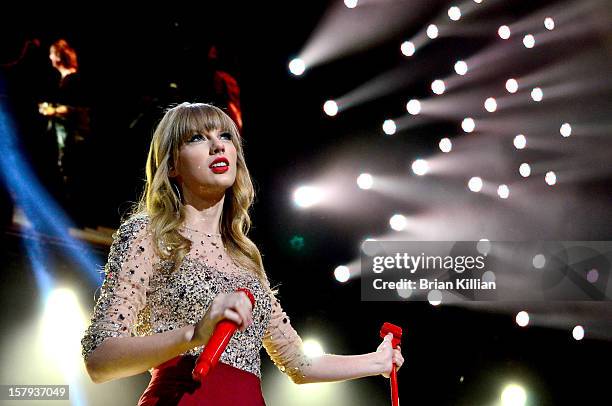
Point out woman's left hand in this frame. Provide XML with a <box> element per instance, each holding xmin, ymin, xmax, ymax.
<box><xmin>376</xmin><ymin>333</ymin><xmax>405</xmax><ymax>378</ymax></box>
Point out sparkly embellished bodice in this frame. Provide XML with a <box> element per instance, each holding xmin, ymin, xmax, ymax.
<box><xmin>81</xmin><ymin>214</ymin><xmax>311</xmax><ymax>382</ymax></box>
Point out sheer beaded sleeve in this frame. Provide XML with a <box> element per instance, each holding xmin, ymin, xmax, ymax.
<box><xmin>81</xmin><ymin>216</ymin><xmax>155</xmax><ymax>361</ymax></box>
<box><xmin>262</xmin><ymin>295</ymin><xmax>313</xmax><ymax>384</ymax></box>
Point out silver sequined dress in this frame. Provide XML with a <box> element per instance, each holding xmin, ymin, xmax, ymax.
<box><xmin>81</xmin><ymin>214</ymin><xmax>311</xmax><ymax>383</ymax></box>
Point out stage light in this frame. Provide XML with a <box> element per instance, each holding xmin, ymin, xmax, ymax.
<box><xmin>519</xmin><ymin>163</ymin><xmax>531</xmax><ymax>177</ymax></box>
<box><xmin>506</xmin><ymin>78</ymin><xmax>518</xmax><ymax>93</ymax></box>
<box><xmin>560</xmin><ymin>123</ymin><xmax>572</xmax><ymax>137</ymax></box>
<box><xmin>468</xmin><ymin>176</ymin><xmax>483</xmax><ymax>192</ymax></box>
<box><xmin>482</xmin><ymin>271</ymin><xmax>496</xmax><ymax>284</ymax></box>
<box><xmin>448</xmin><ymin>6</ymin><xmax>461</xmax><ymax>21</ymax></box>
<box><xmin>344</xmin><ymin>0</ymin><xmax>358</xmax><ymax>9</ymax></box>
<box><xmin>427</xmin><ymin>24</ymin><xmax>439</xmax><ymax>39</ymax></box>
<box><xmin>523</xmin><ymin>34</ymin><xmax>535</xmax><ymax>48</ymax></box>
<box><xmin>516</xmin><ymin>311</ymin><xmax>529</xmax><ymax>327</ymax></box>
<box><xmin>411</xmin><ymin>159</ymin><xmax>429</xmax><ymax>176</ymax></box>
<box><xmin>383</xmin><ymin>119</ymin><xmax>397</xmax><ymax>135</ymax></box>
<box><xmin>533</xmin><ymin>253</ymin><xmax>546</xmax><ymax>268</ymax></box>
<box><xmin>401</xmin><ymin>41</ymin><xmax>416</xmax><ymax>57</ymax></box>
<box><xmin>497</xmin><ymin>184</ymin><xmax>510</xmax><ymax>199</ymax></box>
<box><xmin>513</xmin><ymin>134</ymin><xmax>527</xmax><ymax>149</ymax></box>
<box><xmin>357</xmin><ymin>173</ymin><xmax>374</xmax><ymax>189</ymax></box>
<box><xmin>462</xmin><ymin>118</ymin><xmax>475</xmax><ymax>133</ymax></box>
<box><xmin>293</xmin><ymin>186</ymin><xmax>323</xmax><ymax>208</ymax></box>
<box><xmin>397</xmin><ymin>285</ymin><xmax>413</xmax><ymax>299</ymax></box>
<box><xmin>43</xmin><ymin>288</ymin><xmax>85</xmax><ymax>347</ymax></box>
<box><xmin>406</xmin><ymin>99</ymin><xmax>421</xmax><ymax>115</ymax></box>
<box><xmin>454</xmin><ymin>60</ymin><xmax>468</xmax><ymax>75</ymax></box>
<box><xmin>389</xmin><ymin>214</ymin><xmax>407</xmax><ymax>231</ymax></box>
<box><xmin>545</xmin><ymin>171</ymin><xmax>556</xmax><ymax>185</ymax></box>
<box><xmin>428</xmin><ymin>290</ymin><xmax>442</xmax><ymax>306</ymax></box>
<box><xmin>531</xmin><ymin>87</ymin><xmax>543</xmax><ymax>102</ymax></box>
<box><xmin>474</xmin><ymin>0</ymin><xmax>482</xmax><ymax>3</ymax></box>
<box><xmin>544</xmin><ymin>17</ymin><xmax>555</xmax><ymax>30</ymax></box>
<box><xmin>323</xmin><ymin>100</ymin><xmax>338</xmax><ymax>116</ymax></box>
<box><xmin>41</xmin><ymin>287</ymin><xmax>88</xmax><ymax>378</ymax></box>
<box><xmin>484</xmin><ymin>97</ymin><xmax>498</xmax><ymax>112</ymax></box>
<box><xmin>501</xmin><ymin>384</ymin><xmax>527</xmax><ymax>406</ymax></box>
<box><xmin>572</xmin><ymin>325</ymin><xmax>585</xmax><ymax>340</ymax></box>
<box><xmin>587</xmin><ymin>268</ymin><xmax>599</xmax><ymax>283</ymax></box>
<box><xmin>431</xmin><ymin>79</ymin><xmax>446</xmax><ymax>95</ymax></box>
<box><xmin>334</xmin><ymin>265</ymin><xmax>350</xmax><ymax>283</ymax></box>
<box><xmin>289</xmin><ymin>58</ymin><xmax>306</xmax><ymax>76</ymax></box>
<box><xmin>362</xmin><ymin>238</ymin><xmax>381</xmax><ymax>256</ymax></box>
<box><xmin>439</xmin><ymin>137</ymin><xmax>452</xmax><ymax>153</ymax></box>
<box><xmin>477</xmin><ymin>238</ymin><xmax>491</xmax><ymax>255</ymax></box>
<box><xmin>303</xmin><ymin>339</ymin><xmax>325</xmax><ymax>357</ymax></box>
<box><xmin>498</xmin><ymin>25</ymin><xmax>511</xmax><ymax>40</ymax></box>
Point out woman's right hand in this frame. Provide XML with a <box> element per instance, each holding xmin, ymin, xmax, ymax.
<box><xmin>190</xmin><ymin>291</ymin><xmax>254</xmax><ymax>347</ymax></box>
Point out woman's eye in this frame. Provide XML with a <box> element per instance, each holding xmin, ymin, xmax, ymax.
<box><xmin>220</xmin><ymin>132</ymin><xmax>232</xmax><ymax>140</ymax></box>
<box><xmin>189</xmin><ymin>133</ymin><xmax>206</xmax><ymax>142</ymax></box>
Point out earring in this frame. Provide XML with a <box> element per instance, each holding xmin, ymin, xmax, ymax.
<box><xmin>172</xmin><ymin>183</ymin><xmax>182</xmax><ymax>204</ymax></box>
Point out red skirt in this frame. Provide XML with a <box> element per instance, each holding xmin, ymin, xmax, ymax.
<box><xmin>138</xmin><ymin>355</ymin><xmax>266</xmax><ymax>406</ymax></box>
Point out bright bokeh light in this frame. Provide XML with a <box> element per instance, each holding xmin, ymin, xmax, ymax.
<box><xmin>401</xmin><ymin>41</ymin><xmax>416</xmax><ymax>57</ymax></box>
<box><xmin>383</xmin><ymin>119</ymin><xmax>397</xmax><ymax>135</ymax></box>
<box><xmin>357</xmin><ymin>173</ymin><xmax>374</xmax><ymax>190</ymax></box>
<box><xmin>334</xmin><ymin>265</ymin><xmax>350</xmax><ymax>283</ymax></box>
<box><xmin>501</xmin><ymin>384</ymin><xmax>527</xmax><ymax>406</ymax></box>
<box><xmin>397</xmin><ymin>285</ymin><xmax>413</xmax><ymax>299</ymax></box>
<box><xmin>288</xmin><ymin>58</ymin><xmax>306</xmax><ymax>76</ymax></box>
<box><xmin>428</xmin><ymin>290</ymin><xmax>442</xmax><ymax>306</ymax></box>
<box><xmin>544</xmin><ymin>17</ymin><xmax>555</xmax><ymax>30</ymax></box>
<box><xmin>477</xmin><ymin>238</ymin><xmax>491</xmax><ymax>256</ymax></box>
<box><xmin>406</xmin><ymin>99</ymin><xmax>421</xmax><ymax>115</ymax></box>
<box><xmin>513</xmin><ymin>134</ymin><xmax>527</xmax><ymax>149</ymax></box>
<box><xmin>389</xmin><ymin>214</ymin><xmax>407</xmax><ymax>231</ymax></box>
<box><xmin>323</xmin><ymin>100</ymin><xmax>338</xmax><ymax>116</ymax></box>
<box><xmin>532</xmin><ymin>253</ymin><xmax>545</xmax><ymax>269</ymax></box>
<box><xmin>484</xmin><ymin>97</ymin><xmax>498</xmax><ymax>112</ymax></box>
<box><xmin>474</xmin><ymin>0</ymin><xmax>482</xmax><ymax>3</ymax></box>
<box><xmin>411</xmin><ymin>159</ymin><xmax>429</xmax><ymax>176</ymax></box>
<box><xmin>523</xmin><ymin>34</ymin><xmax>535</xmax><ymax>48</ymax></box>
<box><xmin>439</xmin><ymin>137</ymin><xmax>452</xmax><ymax>153</ymax></box>
<box><xmin>40</xmin><ymin>288</ymin><xmax>88</xmax><ymax>378</ymax></box>
<box><xmin>344</xmin><ymin>0</ymin><xmax>358</xmax><ymax>8</ymax></box>
<box><xmin>454</xmin><ymin>60</ymin><xmax>468</xmax><ymax>75</ymax></box>
<box><xmin>448</xmin><ymin>6</ymin><xmax>461</xmax><ymax>21</ymax></box>
<box><xmin>427</xmin><ymin>24</ymin><xmax>439</xmax><ymax>39</ymax></box>
<box><xmin>519</xmin><ymin>163</ymin><xmax>531</xmax><ymax>178</ymax></box>
<box><xmin>303</xmin><ymin>339</ymin><xmax>325</xmax><ymax>357</ymax></box>
<box><xmin>462</xmin><ymin>118</ymin><xmax>475</xmax><ymax>133</ymax></box>
<box><xmin>573</xmin><ymin>325</ymin><xmax>585</xmax><ymax>340</ymax></box>
<box><xmin>293</xmin><ymin>186</ymin><xmax>324</xmax><ymax>208</ymax></box>
<box><xmin>506</xmin><ymin>78</ymin><xmax>518</xmax><ymax>93</ymax></box>
<box><xmin>497</xmin><ymin>184</ymin><xmax>510</xmax><ymax>199</ymax></box>
<box><xmin>531</xmin><ymin>87</ymin><xmax>543</xmax><ymax>102</ymax></box>
<box><xmin>498</xmin><ymin>25</ymin><xmax>511</xmax><ymax>39</ymax></box>
<box><xmin>431</xmin><ymin>79</ymin><xmax>446</xmax><ymax>95</ymax></box>
<box><xmin>560</xmin><ymin>123</ymin><xmax>572</xmax><ymax>137</ymax></box>
<box><xmin>516</xmin><ymin>311</ymin><xmax>530</xmax><ymax>327</ymax></box>
<box><xmin>468</xmin><ymin>176</ymin><xmax>483</xmax><ymax>192</ymax></box>
<box><xmin>545</xmin><ymin>171</ymin><xmax>557</xmax><ymax>185</ymax></box>
<box><xmin>361</xmin><ymin>237</ymin><xmax>380</xmax><ymax>256</ymax></box>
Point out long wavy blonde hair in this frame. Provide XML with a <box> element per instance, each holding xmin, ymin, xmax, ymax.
<box><xmin>130</xmin><ymin>102</ymin><xmax>273</xmax><ymax>293</ymax></box>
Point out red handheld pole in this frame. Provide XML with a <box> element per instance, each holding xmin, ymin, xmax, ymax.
<box><xmin>380</xmin><ymin>322</ymin><xmax>402</xmax><ymax>406</ymax></box>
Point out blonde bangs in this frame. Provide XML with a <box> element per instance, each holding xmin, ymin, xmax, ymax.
<box><xmin>174</xmin><ymin>104</ymin><xmax>240</xmax><ymax>146</ymax></box>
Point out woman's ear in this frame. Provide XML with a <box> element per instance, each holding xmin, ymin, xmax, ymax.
<box><xmin>168</xmin><ymin>165</ymin><xmax>178</xmax><ymax>178</ymax></box>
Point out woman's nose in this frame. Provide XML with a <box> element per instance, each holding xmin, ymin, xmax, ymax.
<box><xmin>210</xmin><ymin>137</ymin><xmax>225</xmax><ymax>154</ymax></box>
